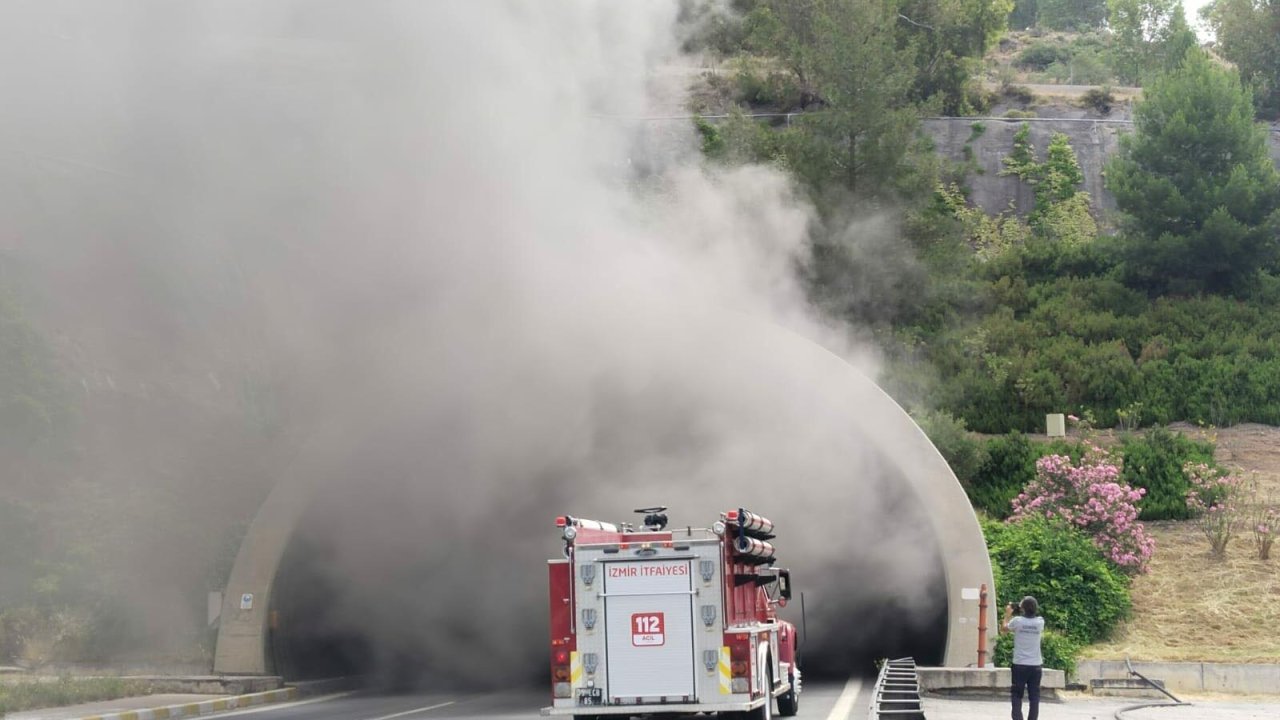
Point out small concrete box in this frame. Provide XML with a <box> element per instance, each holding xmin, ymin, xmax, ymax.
<box><xmin>1046</xmin><ymin>413</ymin><xmax>1066</xmax><ymax>437</ymax></box>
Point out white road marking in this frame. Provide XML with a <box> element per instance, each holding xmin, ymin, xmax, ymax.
<box><xmin>364</xmin><ymin>700</ymin><xmax>457</xmax><ymax>720</ymax></box>
<box><xmin>825</xmin><ymin>677</ymin><xmax>863</xmax><ymax>720</ymax></box>
<box><xmin>205</xmin><ymin>692</ymin><xmax>355</xmax><ymax>718</ymax></box>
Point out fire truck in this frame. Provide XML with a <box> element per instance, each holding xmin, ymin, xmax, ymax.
<box><xmin>544</xmin><ymin>507</ymin><xmax>800</xmax><ymax>719</ymax></box>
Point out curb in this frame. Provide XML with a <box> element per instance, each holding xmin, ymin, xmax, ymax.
<box><xmin>77</xmin><ymin>687</ymin><xmax>299</xmax><ymax>720</ymax></box>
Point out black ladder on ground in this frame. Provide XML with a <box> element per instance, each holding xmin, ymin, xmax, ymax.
<box><xmin>869</xmin><ymin>657</ymin><xmax>925</xmax><ymax>719</ymax></box>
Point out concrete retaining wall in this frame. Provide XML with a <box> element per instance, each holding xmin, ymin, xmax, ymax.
<box><xmin>918</xmin><ymin>666</ymin><xmax>1066</xmax><ymax>693</ymax></box>
<box><xmin>1075</xmin><ymin>660</ymin><xmax>1280</xmax><ymax>695</ymax></box>
<box><xmin>922</xmin><ymin>115</ymin><xmax>1280</xmax><ymax>219</ymax></box>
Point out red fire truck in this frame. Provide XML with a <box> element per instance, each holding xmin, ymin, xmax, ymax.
<box><xmin>544</xmin><ymin>507</ymin><xmax>800</xmax><ymax>719</ymax></box>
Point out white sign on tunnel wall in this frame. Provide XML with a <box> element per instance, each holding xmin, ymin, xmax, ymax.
<box><xmin>632</xmin><ymin>612</ymin><xmax>665</xmax><ymax>646</ymax></box>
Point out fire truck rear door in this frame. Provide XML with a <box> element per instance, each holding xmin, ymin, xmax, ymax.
<box><xmin>603</xmin><ymin>558</ymin><xmax>695</xmax><ymax>701</ymax></box>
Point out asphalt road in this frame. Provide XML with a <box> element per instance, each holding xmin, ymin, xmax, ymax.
<box><xmin>198</xmin><ymin>680</ymin><xmax>871</xmax><ymax>720</ymax></box>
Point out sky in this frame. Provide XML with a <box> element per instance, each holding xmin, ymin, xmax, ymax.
<box><xmin>1183</xmin><ymin>0</ymin><xmax>1214</xmax><ymax>40</ymax></box>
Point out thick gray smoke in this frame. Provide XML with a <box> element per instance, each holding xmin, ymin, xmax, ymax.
<box><xmin>1</xmin><ymin>1</ymin><xmax>944</xmax><ymax>682</ymax></box>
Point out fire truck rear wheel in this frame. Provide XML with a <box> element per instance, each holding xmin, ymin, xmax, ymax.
<box><xmin>776</xmin><ymin>671</ymin><xmax>799</xmax><ymax>717</ymax></box>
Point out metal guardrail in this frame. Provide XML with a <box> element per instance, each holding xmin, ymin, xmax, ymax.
<box><xmin>869</xmin><ymin>657</ymin><xmax>925</xmax><ymax>719</ymax></box>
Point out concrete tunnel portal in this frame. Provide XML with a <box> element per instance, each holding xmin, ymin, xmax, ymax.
<box><xmin>213</xmin><ymin>318</ymin><xmax>997</xmax><ymax>685</ymax></box>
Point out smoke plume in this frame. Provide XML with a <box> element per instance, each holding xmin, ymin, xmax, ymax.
<box><xmin>1</xmin><ymin>1</ymin><xmax>945</xmax><ymax>682</ymax></box>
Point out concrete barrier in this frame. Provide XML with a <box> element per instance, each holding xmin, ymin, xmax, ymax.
<box><xmin>1075</xmin><ymin>660</ymin><xmax>1280</xmax><ymax>695</ymax></box>
<box><xmin>917</xmin><ymin>666</ymin><xmax>1065</xmax><ymax>696</ymax></box>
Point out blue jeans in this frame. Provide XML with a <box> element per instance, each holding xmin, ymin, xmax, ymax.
<box><xmin>1011</xmin><ymin>664</ymin><xmax>1042</xmax><ymax>720</ymax></box>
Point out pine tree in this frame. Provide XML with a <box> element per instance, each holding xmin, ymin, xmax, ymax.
<box><xmin>1105</xmin><ymin>50</ymin><xmax>1280</xmax><ymax>294</ymax></box>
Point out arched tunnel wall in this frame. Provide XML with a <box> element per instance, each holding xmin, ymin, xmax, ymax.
<box><xmin>213</xmin><ymin>318</ymin><xmax>997</xmax><ymax>681</ymax></box>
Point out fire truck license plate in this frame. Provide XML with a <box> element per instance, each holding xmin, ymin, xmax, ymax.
<box><xmin>577</xmin><ymin>688</ymin><xmax>603</xmax><ymax>705</ymax></box>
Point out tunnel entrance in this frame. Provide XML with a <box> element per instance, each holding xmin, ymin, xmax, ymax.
<box><xmin>265</xmin><ymin>465</ymin><xmax>951</xmax><ymax>686</ymax></box>
<box><xmin>216</xmin><ymin>318</ymin><xmax>995</xmax><ymax>679</ymax></box>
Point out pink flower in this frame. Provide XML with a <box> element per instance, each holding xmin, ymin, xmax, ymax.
<box><xmin>1011</xmin><ymin>449</ymin><xmax>1154</xmax><ymax>573</ymax></box>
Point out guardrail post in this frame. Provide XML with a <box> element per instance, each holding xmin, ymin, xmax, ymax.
<box><xmin>977</xmin><ymin>583</ymin><xmax>988</xmax><ymax>668</ymax></box>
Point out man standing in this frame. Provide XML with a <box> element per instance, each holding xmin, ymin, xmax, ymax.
<box><xmin>1003</xmin><ymin>596</ymin><xmax>1045</xmax><ymax>720</ymax></box>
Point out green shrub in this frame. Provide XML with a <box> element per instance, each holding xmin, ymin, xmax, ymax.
<box><xmin>1080</xmin><ymin>86</ymin><xmax>1115</xmax><ymax>114</ymax></box>
<box><xmin>910</xmin><ymin>177</ymin><xmax>1280</xmax><ymax>434</ymax></box>
<box><xmin>1040</xmin><ymin>438</ymin><xmax>1089</xmax><ymax>461</ymax></box>
<box><xmin>915</xmin><ymin>409</ymin><xmax>988</xmax><ymax>488</ymax></box>
<box><xmin>969</xmin><ymin>432</ymin><xmax>1037</xmax><ymax>518</ymax></box>
<box><xmin>734</xmin><ymin>67</ymin><xmax>806</xmax><ymax>109</ymax></box>
<box><xmin>985</xmin><ymin>516</ymin><xmax>1131</xmax><ymax>644</ymax></box>
<box><xmin>1002</xmin><ymin>84</ymin><xmax>1036</xmax><ymax>104</ymax></box>
<box><xmin>1016</xmin><ymin>43</ymin><xmax>1072</xmax><ymax>71</ymax></box>
<box><xmin>1119</xmin><ymin>427</ymin><xmax>1216</xmax><ymax>520</ymax></box>
<box><xmin>694</xmin><ymin>116</ymin><xmax>725</xmax><ymax>158</ymax></box>
<box><xmin>993</xmin><ymin>627</ymin><xmax>1081</xmax><ymax>674</ymax></box>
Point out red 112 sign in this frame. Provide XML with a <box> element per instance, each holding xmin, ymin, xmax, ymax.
<box><xmin>631</xmin><ymin>612</ymin><xmax>666</xmax><ymax>646</ymax></box>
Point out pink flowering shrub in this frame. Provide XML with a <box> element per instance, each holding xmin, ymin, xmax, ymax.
<box><xmin>1252</xmin><ymin>505</ymin><xmax>1279</xmax><ymax>560</ymax></box>
<box><xmin>1011</xmin><ymin>444</ymin><xmax>1155</xmax><ymax>574</ymax></box>
<box><xmin>1242</xmin><ymin>476</ymin><xmax>1278</xmax><ymax>561</ymax></box>
<box><xmin>1184</xmin><ymin>462</ymin><xmax>1244</xmax><ymax>558</ymax></box>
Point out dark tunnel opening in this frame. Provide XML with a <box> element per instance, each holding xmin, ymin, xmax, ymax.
<box><xmin>267</xmin><ymin>478</ymin><xmax>951</xmax><ymax>689</ymax></box>
<box><xmin>267</xmin><ymin>475</ymin><xmax>555</xmax><ymax>691</ymax></box>
<box><xmin>269</xmin><ymin>528</ymin><xmax>371</xmax><ymax>684</ymax></box>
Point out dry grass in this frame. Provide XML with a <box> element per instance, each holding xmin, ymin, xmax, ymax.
<box><xmin>1083</xmin><ymin>520</ymin><xmax>1280</xmax><ymax>663</ymax></box>
<box><xmin>0</xmin><ymin>677</ymin><xmax>153</xmax><ymax>714</ymax></box>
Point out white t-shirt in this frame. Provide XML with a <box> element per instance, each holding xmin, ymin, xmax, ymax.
<box><xmin>1006</xmin><ymin>615</ymin><xmax>1045</xmax><ymax>666</ymax></box>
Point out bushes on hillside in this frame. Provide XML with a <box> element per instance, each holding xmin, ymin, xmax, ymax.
<box><xmin>1016</xmin><ymin>42</ymin><xmax>1071</xmax><ymax>71</ymax></box>
<box><xmin>939</xmin><ymin>426</ymin><xmax>1214</xmax><ymax>533</ymax></box>
<box><xmin>968</xmin><ymin>432</ymin><xmax>1037</xmax><ymax>518</ymax></box>
<box><xmin>919</xmin><ymin>268</ymin><xmax>1280</xmax><ymax>433</ymax></box>
<box><xmin>985</xmin><ymin>517</ymin><xmax>1131</xmax><ymax>644</ymax></box>
<box><xmin>1184</xmin><ymin>462</ymin><xmax>1247</xmax><ymax>557</ymax></box>
<box><xmin>1118</xmin><ymin>427</ymin><xmax>1215</xmax><ymax>520</ymax></box>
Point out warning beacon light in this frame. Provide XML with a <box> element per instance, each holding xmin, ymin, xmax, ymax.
<box><xmin>634</xmin><ymin>506</ymin><xmax>669</xmax><ymax>531</ymax></box>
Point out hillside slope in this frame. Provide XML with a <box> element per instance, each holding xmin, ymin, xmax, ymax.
<box><xmin>1071</xmin><ymin>424</ymin><xmax>1280</xmax><ymax>663</ymax></box>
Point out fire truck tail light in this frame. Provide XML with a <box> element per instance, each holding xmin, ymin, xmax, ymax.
<box><xmin>730</xmin><ymin>661</ymin><xmax>748</xmax><ymax>677</ymax></box>
<box><xmin>553</xmin><ymin>682</ymin><xmax>571</xmax><ymax>698</ymax></box>
<box><xmin>731</xmin><ymin>678</ymin><xmax>749</xmax><ymax>693</ymax></box>
<box><xmin>553</xmin><ymin>649</ymin><xmax>570</xmax><ymax>665</ymax></box>
<box><xmin>552</xmin><ymin>666</ymin><xmax>570</xmax><ymax>681</ymax></box>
